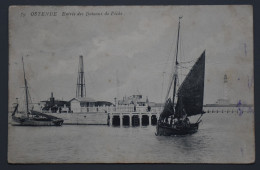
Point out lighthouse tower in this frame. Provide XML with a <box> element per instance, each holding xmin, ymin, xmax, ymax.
<box><xmin>216</xmin><ymin>74</ymin><xmax>230</xmax><ymax>105</ymax></box>
<box><xmin>76</xmin><ymin>55</ymin><xmax>86</xmax><ymax>98</ymax></box>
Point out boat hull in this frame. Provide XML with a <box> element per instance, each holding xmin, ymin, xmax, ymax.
<box><xmin>155</xmin><ymin>122</ymin><xmax>199</xmax><ymax>136</ymax></box>
<box><xmin>12</xmin><ymin>116</ymin><xmax>64</xmax><ymax>126</ymax></box>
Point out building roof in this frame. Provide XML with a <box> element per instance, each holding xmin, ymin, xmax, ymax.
<box><xmin>40</xmin><ymin>100</ymin><xmax>69</xmax><ymax>103</ymax></box>
<box><xmin>69</xmin><ymin>97</ymin><xmax>96</xmax><ymax>103</ymax></box>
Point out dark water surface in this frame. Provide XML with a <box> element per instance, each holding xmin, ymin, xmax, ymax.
<box><xmin>8</xmin><ymin>113</ymin><xmax>255</xmax><ymax>163</ymax></box>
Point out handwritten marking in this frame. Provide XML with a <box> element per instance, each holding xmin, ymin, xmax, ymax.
<box><xmin>236</xmin><ymin>100</ymin><xmax>243</xmax><ymax>116</ymax></box>
<box><xmin>248</xmin><ymin>75</ymin><xmax>253</xmax><ymax>89</ymax></box>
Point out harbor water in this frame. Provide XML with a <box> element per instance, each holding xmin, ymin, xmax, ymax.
<box><xmin>8</xmin><ymin>112</ymin><xmax>255</xmax><ymax>163</ymax></box>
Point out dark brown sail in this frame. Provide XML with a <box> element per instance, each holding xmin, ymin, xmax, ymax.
<box><xmin>175</xmin><ymin>51</ymin><xmax>205</xmax><ymax>117</ymax></box>
<box><xmin>159</xmin><ymin>98</ymin><xmax>174</xmax><ymax>120</ymax></box>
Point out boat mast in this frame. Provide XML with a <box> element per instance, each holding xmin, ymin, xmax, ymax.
<box><xmin>22</xmin><ymin>57</ymin><xmax>29</xmax><ymax>116</ymax></box>
<box><xmin>172</xmin><ymin>16</ymin><xmax>182</xmax><ymax>106</ymax></box>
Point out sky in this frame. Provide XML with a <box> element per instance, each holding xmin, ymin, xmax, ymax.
<box><xmin>9</xmin><ymin>5</ymin><xmax>254</xmax><ymax>107</ymax></box>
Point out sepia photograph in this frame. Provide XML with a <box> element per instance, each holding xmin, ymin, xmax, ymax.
<box><xmin>8</xmin><ymin>5</ymin><xmax>254</xmax><ymax>163</ymax></box>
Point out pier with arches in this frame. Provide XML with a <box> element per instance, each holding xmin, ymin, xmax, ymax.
<box><xmin>108</xmin><ymin>112</ymin><xmax>159</xmax><ymax>127</ymax></box>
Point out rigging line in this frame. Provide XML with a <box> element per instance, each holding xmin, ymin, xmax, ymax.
<box><xmin>178</xmin><ymin>65</ymin><xmax>192</xmax><ymax>70</ymax></box>
<box><xmin>140</xmin><ymin>60</ymin><xmax>177</xmax><ymax>68</ymax></box>
<box><xmin>164</xmin><ymin>71</ymin><xmax>175</xmax><ymax>102</ymax></box>
<box><xmin>176</xmin><ymin>74</ymin><xmax>180</xmax><ymax>87</ymax></box>
<box><xmin>180</xmin><ymin>28</ymin><xmax>186</xmax><ymax>63</ymax></box>
<box><xmin>27</xmin><ymin>86</ymin><xmax>32</xmax><ymax>104</ymax></box>
<box><xmin>27</xmin><ymin>81</ymin><xmax>39</xmax><ymax>104</ymax></box>
<box><xmin>20</xmin><ymin>89</ymin><xmax>26</xmax><ymax>112</ymax></box>
<box><xmin>163</xmin><ymin>25</ymin><xmax>180</xmax><ymax>103</ymax></box>
<box><xmin>181</xmin><ymin>33</ymin><xmax>187</xmax><ymax>84</ymax></box>
<box><xmin>165</xmin><ymin>22</ymin><xmax>180</xmax><ymax>103</ymax></box>
<box><xmin>179</xmin><ymin>58</ymin><xmax>197</xmax><ymax>64</ymax></box>
<box><xmin>25</xmin><ymin>86</ymin><xmax>32</xmax><ymax>106</ymax></box>
<box><xmin>160</xmin><ymin>72</ymin><xmax>166</xmax><ymax>103</ymax></box>
<box><xmin>179</xmin><ymin>33</ymin><xmax>183</xmax><ymax>84</ymax></box>
<box><xmin>163</xmin><ymin>24</ymin><xmax>179</xmax><ymax>73</ymax></box>
<box><xmin>178</xmin><ymin>73</ymin><xmax>188</xmax><ymax>77</ymax></box>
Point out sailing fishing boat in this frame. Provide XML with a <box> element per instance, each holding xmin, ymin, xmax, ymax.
<box><xmin>156</xmin><ymin>17</ymin><xmax>205</xmax><ymax>136</ymax></box>
<box><xmin>11</xmin><ymin>57</ymin><xmax>64</xmax><ymax>126</ymax></box>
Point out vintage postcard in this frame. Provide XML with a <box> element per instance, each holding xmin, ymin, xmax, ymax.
<box><xmin>8</xmin><ymin>5</ymin><xmax>254</xmax><ymax>163</ymax></box>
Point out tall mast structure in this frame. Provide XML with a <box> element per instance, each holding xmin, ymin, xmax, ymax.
<box><xmin>172</xmin><ymin>16</ymin><xmax>182</xmax><ymax>106</ymax></box>
<box><xmin>163</xmin><ymin>16</ymin><xmax>182</xmax><ymax>104</ymax></box>
<box><xmin>22</xmin><ymin>57</ymin><xmax>29</xmax><ymax>117</ymax></box>
<box><xmin>76</xmin><ymin>55</ymin><xmax>86</xmax><ymax>98</ymax></box>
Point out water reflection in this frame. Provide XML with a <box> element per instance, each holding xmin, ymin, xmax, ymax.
<box><xmin>8</xmin><ymin>113</ymin><xmax>254</xmax><ymax>163</ymax></box>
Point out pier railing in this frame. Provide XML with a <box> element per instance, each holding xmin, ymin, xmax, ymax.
<box><xmin>57</xmin><ymin>105</ymin><xmax>254</xmax><ymax>114</ymax></box>
<box><xmin>69</xmin><ymin>105</ymin><xmax>164</xmax><ymax>113</ymax></box>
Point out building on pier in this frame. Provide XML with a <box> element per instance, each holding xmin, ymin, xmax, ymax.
<box><xmin>118</xmin><ymin>94</ymin><xmax>149</xmax><ymax>106</ymax></box>
<box><xmin>70</xmin><ymin>97</ymin><xmax>113</xmax><ymax>113</ymax></box>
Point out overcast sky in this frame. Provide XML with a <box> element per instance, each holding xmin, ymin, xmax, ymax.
<box><xmin>9</xmin><ymin>5</ymin><xmax>253</xmax><ymax>106</ymax></box>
